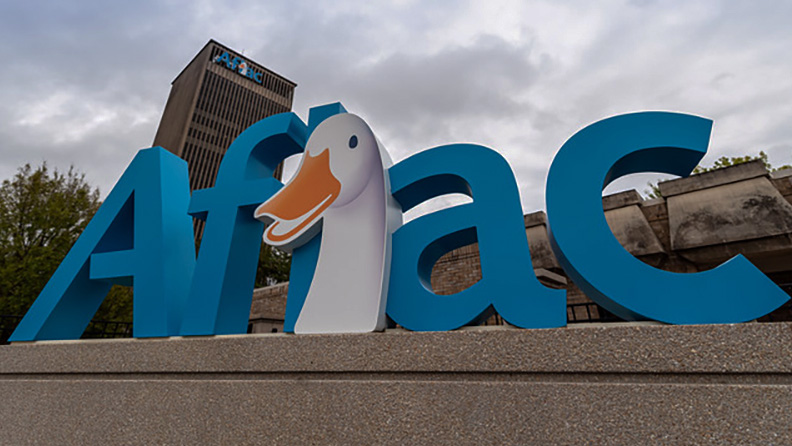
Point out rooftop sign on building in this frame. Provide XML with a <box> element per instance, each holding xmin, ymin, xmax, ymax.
<box><xmin>214</xmin><ymin>51</ymin><xmax>264</xmax><ymax>84</ymax></box>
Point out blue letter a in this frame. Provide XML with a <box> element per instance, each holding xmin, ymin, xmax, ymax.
<box><xmin>386</xmin><ymin>144</ymin><xmax>566</xmax><ymax>331</ymax></box>
<box><xmin>9</xmin><ymin>148</ymin><xmax>196</xmax><ymax>341</ymax></box>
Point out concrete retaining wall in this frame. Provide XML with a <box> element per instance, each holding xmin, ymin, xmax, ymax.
<box><xmin>2</xmin><ymin>323</ymin><xmax>791</xmax><ymax>444</ymax></box>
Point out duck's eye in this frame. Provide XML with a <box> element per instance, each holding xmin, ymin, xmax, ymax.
<box><xmin>348</xmin><ymin>135</ymin><xmax>358</xmax><ymax>149</ymax></box>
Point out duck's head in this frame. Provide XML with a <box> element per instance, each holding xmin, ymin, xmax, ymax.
<box><xmin>254</xmin><ymin>113</ymin><xmax>384</xmax><ymax>250</ymax></box>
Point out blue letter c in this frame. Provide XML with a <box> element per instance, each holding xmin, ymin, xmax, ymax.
<box><xmin>546</xmin><ymin>112</ymin><xmax>788</xmax><ymax>324</ymax></box>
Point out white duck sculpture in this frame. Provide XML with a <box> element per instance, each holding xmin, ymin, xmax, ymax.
<box><xmin>254</xmin><ymin>113</ymin><xmax>401</xmax><ymax>334</ymax></box>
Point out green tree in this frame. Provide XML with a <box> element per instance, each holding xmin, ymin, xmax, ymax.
<box><xmin>644</xmin><ymin>151</ymin><xmax>791</xmax><ymax>199</ymax></box>
<box><xmin>691</xmin><ymin>151</ymin><xmax>782</xmax><ymax>174</ymax></box>
<box><xmin>644</xmin><ymin>182</ymin><xmax>663</xmax><ymax>200</ymax></box>
<box><xmin>255</xmin><ymin>245</ymin><xmax>291</xmax><ymax>288</ymax></box>
<box><xmin>0</xmin><ymin>163</ymin><xmax>131</xmax><ymax>321</ymax></box>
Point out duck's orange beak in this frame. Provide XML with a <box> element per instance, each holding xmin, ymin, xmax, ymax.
<box><xmin>254</xmin><ymin>149</ymin><xmax>341</xmax><ymax>245</ymax></box>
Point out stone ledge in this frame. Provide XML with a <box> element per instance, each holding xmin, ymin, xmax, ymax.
<box><xmin>771</xmin><ymin>168</ymin><xmax>792</xmax><ymax>179</ymax></box>
<box><xmin>602</xmin><ymin>189</ymin><xmax>643</xmax><ymax>211</ymax></box>
<box><xmin>658</xmin><ymin>160</ymin><xmax>768</xmax><ymax>197</ymax></box>
<box><xmin>3</xmin><ymin>323</ymin><xmax>791</xmax><ymax>374</ymax></box>
<box><xmin>523</xmin><ymin>211</ymin><xmax>547</xmax><ymax>228</ymax></box>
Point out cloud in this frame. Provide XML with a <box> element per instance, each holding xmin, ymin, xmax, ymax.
<box><xmin>0</xmin><ymin>0</ymin><xmax>791</xmax><ymax>214</ymax></box>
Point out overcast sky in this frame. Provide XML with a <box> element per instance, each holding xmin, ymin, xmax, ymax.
<box><xmin>1</xmin><ymin>0</ymin><xmax>791</xmax><ymax>213</ymax></box>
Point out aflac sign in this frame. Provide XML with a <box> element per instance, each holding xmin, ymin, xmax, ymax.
<box><xmin>214</xmin><ymin>51</ymin><xmax>264</xmax><ymax>84</ymax></box>
<box><xmin>9</xmin><ymin>103</ymin><xmax>789</xmax><ymax>341</ymax></box>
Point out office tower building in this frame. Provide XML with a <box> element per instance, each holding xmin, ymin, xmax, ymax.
<box><xmin>153</xmin><ymin>39</ymin><xmax>296</xmax><ymax>238</ymax></box>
